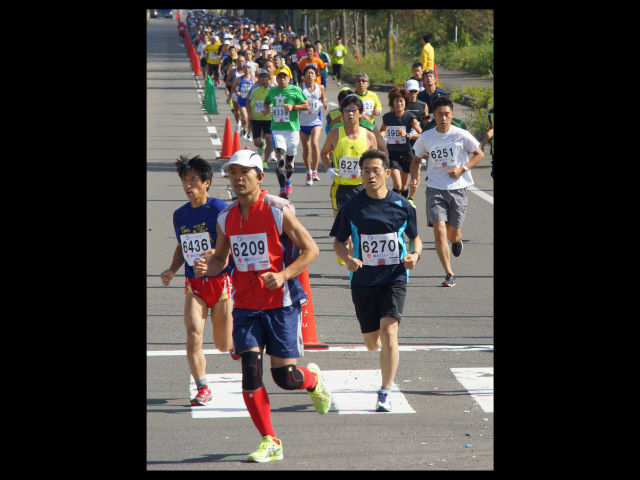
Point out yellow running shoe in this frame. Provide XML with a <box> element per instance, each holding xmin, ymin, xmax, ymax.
<box><xmin>247</xmin><ymin>435</ymin><xmax>283</xmax><ymax>463</ymax></box>
<box><xmin>306</xmin><ymin>363</ymin><xmax>332</xmax><ymax>414</ymax></box>
<box><xmin>336</xmin><ymin>255</ymin><xmax>345</xmax><ymax>265</ymax></box>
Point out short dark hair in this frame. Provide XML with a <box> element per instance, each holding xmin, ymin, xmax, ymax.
<box><xmin>432</xmin><ymin>94</ymin><xmax>453</xmax><ymax>112</ymax></box>
<box><xmin>340</xmin><ymin>94</ymin><xmax>364</xmax><ymax>112</ymax></box>
<box><xmin>412</xmin><ymin>61</ymin><xmax>423</xmax><ymax>69</ymax></box>
<box><xmin>174</xmin><ymin>155</ymin><xmax>213</xmax><ymax>190</ymax></box>
<box><xmin>423</xmin><ymin>33</ymin><xmax>432</xmax><ymax>43</ymax></box>
<box><xmin>359</xmin><ymin>148</ymin><xmax>389</xmax><ymax>169</ymax></box>
<box><xmin>337</xmin><ymin>88</ymin><xmax>354</xmax><ymax>104</ymax></box>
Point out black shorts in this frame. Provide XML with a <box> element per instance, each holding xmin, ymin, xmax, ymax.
<box><xmin>350</xmin><ymin>281</ymin><xmax>406</xmax><ymax>333</ymax></box>
<box><xmin>207</xmin><ymin>63</ymin><xmax>219</xmax><ymax>76</ymax></box>
<box><xmin>388</xmin><ymin>149</ymin><xmax>414</xmax><ymax>174</ymax></box>
<box><xmin>200</xmin><ymin>57</ymin><xmax>207</xmax><ymax>68</ymax></box>
<box><xmin>251</xmin><ymin>120</ymin><xmax>272</xmax><ymax>138</ymax></box>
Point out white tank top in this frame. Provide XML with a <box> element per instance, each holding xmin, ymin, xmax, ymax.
<box><xmin>299</xmin><ymin>82</ymin><xmax>323</xmax><ymax>127</ymax></box>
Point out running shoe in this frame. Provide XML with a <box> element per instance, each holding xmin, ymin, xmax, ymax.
<box><xmin>285</xmin><ymin>179</ymin><xmax>293</xmax><ymax>195</ymax></box>
<box><xmin>312</xmin><ymin>171</ymin><xmax>320</xmax><ymax>182</ymax></box>
<box><xmin>375</xmin><ymin>390</ymin><xmax>392</xmax><ymax>412</ymax></box>
<box><xmin>229</xmin><ymin>347</ymin><xmax>240</xmax><ymax>361</ymax></box>
<box><xmin>337</xmin><ymin>80</ymin><xmax>341</xmax><ymax>86</ymax></box>
<box><xmin>305</xmin><ymin>173</ymin><xmax>313</xmax><ymax>185</ymax></box>
<box><xmin>235</xmin><ymin>123</ymin><xmax>242</xmax><ymax>132</ymax></box>
<box><xmin>336</xmin><ymin>256</ymin><xmax>345</xmax><ymax>265</ymax></box>
<box><xmin>279</xmin><ymin>187</ymin><xmax>288</xmax><ymax>199</ymax></box>
<box><xmin>408</xmin><ymin>198</ymin><xmax>416</xmax><ymax>209</ymax></box>
<box><xmin>263</xmin><ymin>160</ymin><xmax>269</xmax><ymax>170</ymax></box>
<box><xmin>451</xmin><ymin>241</ymin><xmax>463</xmax><ymax>257</ymax></box>
<box><xmin>306</xmin><ymin>363</ymin><xmax>332</xmax><ymax>414</ymax></box>
<box><xmin>257</xmin><ymin>146</ymin><xmax>264</xmax><ymax>155</ymax></box>
<box><xmin>248</xmin><ymin>435</ymin><xmax>283</xmax><ymax>463</ymax></box>
<box><xmin>441</xmin><ymin>273</ymin><xmax>456</xmax><ymax>287</ymax></box>
<box><xmin>191</xmin><ymin>385</ymin><xmax>212</xmax><ymax>406</ymax></box>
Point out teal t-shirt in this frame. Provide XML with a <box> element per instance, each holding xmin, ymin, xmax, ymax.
<box><xmin>264</xmin><ymin>85</ymin><xmax>308</xmax><ymax>131</ymax></box>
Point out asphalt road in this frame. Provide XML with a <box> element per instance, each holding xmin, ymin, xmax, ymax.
<box><xmin>146</xmin><ymin>15</ymin><xmax>494</xmax><ymax>471</ymax></box>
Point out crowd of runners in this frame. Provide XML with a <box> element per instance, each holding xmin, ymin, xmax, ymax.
<box><xmin>159</xmin><ymin>9</ymin><xmax>491</xmax><ymax>464</ymax></box>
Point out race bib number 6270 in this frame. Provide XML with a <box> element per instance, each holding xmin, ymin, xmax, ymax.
<box><xmin>361</xmin><ymin>232</ymin><xmax>400</xmax><ymax>266</ymax></box>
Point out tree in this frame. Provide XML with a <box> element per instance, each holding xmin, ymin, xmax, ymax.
<box><xmin>385</xmin><ymin>10</ymin><xmax>393</xmax><ymax>71</ymax></box>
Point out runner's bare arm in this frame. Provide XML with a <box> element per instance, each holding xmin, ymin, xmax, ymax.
<box><xmin>193</xmin><ymin>223</ymin><xmax>229</xmax><ymax>278</ymax></box>
<box><xmin>260</xmin><ymin>206</ymin><xmax>319</xmax><ymax>290</ymax></box>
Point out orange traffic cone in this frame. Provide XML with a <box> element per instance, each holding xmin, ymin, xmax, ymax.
<box><xmin>232</xmin><ymin>130</ymin><xmax>241</xmax><ymax>154</ymax></box>
<box><xmin>218</xmin><ymin>118</ymin><xmax>233</xmax><ymax>160</ymax></box>
<box><xmin>298</xmin><ymin>269</ymin><xmax>328</xmax><ymax>350</ymax></box>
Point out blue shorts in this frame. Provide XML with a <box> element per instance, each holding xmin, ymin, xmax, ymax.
<box><xmin>237</xmin><ymin>96</ymin><xmax>248</xmax><ymax>108</ymax></box>
<box><xmin>232</xmin><ymin>303</ymin><xmax>304</xmax><ymax>358</ymax></box>
<box><xmin>299</xmin><ymin>124</ymin><xmax>321</xmax><ymax>136</ymax></box>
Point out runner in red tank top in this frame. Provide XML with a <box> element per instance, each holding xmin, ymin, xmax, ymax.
<box><xmin>194</xmin><ymin>150</ymin><xmax>333</xmax><ymax>463</ymax></box>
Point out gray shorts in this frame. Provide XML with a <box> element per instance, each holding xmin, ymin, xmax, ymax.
<box><xmin>425</xmin><ymin>186</ymin><xmax>468</xmax><ymax>228</ymax></box>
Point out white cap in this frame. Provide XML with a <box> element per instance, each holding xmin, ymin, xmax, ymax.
<box><xmin>222</xmin><ymin>39</ymin><xmax>230</xmax><ymax>45</ymax></box>
<box><xmin>260</xmin><ymin>44</ymin><xmax>269</xmax><ymax>50</ymax></box>
<box><xmin>405</xmin><ymin>79</ymin><xmax>420</xmax><ymax>91</ymax></box>
<box><xmin>222</xmin><ymin>149</ymin><xmax>263</xmax><ymax>173</ymax></box>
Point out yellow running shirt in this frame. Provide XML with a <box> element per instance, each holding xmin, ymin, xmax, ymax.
<box><xmin>332</xmin><ymin>126</ymin><xmax>369</xmax><ymax>186</ymax></box>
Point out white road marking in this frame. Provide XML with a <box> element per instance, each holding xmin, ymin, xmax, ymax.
<box><xmin>451</xmin><ymin>367</ymin><xmax>493</xmax><ymax>412</ymax></box>
<box><xmin>468</xmin><ymin>185</ymin><xmax>493</xmax><ymax>205</ymax></box>
<box><xmin>323</xmin><ymin>369</ymin><xmax>415</xmax><ymax>415</ymax></box>
<box><xmin>188</xmin><ymin>370</ymin><xmax>416</xmax><ymax>418</ymax></box>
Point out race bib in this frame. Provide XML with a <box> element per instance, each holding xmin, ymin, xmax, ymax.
<box><xmin>229</xmin><ymin>233</ymin><xmax>270</xmax><ymax>272</ymax></box>
<box><xmin>338</xmin><ymin>156</ymin><xmax>361</xmax><ymax>178</ymax></box>
<box><xmin>307</xmin><ymin>99</ymin><xmax>321</xmax><ymax>114</ymax></box>
<box><xmin>429</xmin><ymin>142</ymin><xmax>460</xmax><ymax>168</ymax></box>
<box><xmin>386</xmin><ymin>126</ymin><xmax>406</xmax><ymax>144</ymax></box>
<box><xmin>291</xmin><ymin>54</ymin><xmax>297</xmax><ymax>62</ymax></box>
<box><xmin>209</xmin><ymin>52</ymin><xmax>218</xmax><ymax>60</ymax></box>
<box><xmin>362</xmin><ymin>99</ymin><xmax>374</xmax><ymax>115</ymax></box>
<box><xmin>240</xmin><ymin>83</ymin><xmax>251</xmax><ymax>98</ymax></box>
<box><xmin>271</xmin><ymin>105</ymin><xmax>290</xmax><ymax>122</ymax></box>
<box><xmin>180</xmin><ymin>232</ymin><xmax>212</xmax><ymax>266</ymax></box>
<box><xmin>360</xmin><ymin>232</ymin><xmax>400</xmax><ymax>266</ymax></box>
<box><xmin>254</xmin><ymin>100</ymin><xmax>264</xmax><ymax>113</ymax></box>
<box><xmin>335</xmin><ymin>49</ymin><xmax>342</xmax><ymax>57</ymax></box>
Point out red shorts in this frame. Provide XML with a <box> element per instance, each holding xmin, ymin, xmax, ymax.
<box><xmin>184</xmin><ymin>274</ymin><xmax>233</xmax><ymax>308</ymax></box>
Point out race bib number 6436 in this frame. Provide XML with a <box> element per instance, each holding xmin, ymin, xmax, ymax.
<box><xmin>180</xmin><ymin>232</ymin><xmax>211</xmax><ymax>266</ymax></box>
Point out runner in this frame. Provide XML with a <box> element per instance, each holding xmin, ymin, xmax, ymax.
<box><xmin>409</xmin><ymin>95</ymin><xmax>484</xmax><ymax>287</ymax></box>
<box><xmin>247</xmin><ymin>68</ymin><xmax>274</xmax><ymax>169</ymax></box>
<box><xmin>329</xmin><ymin>36</ymin><xmax>347</xmax><ymax>86</ymax></box>
<box><xmin>330</xmin><ymin>148</ymin><xmax>422</xmax><ymax>412</ymax></box>
<box><xmin>380</xmin><ymin>87</ymin><xmax>422</xmax><ymax>201</ymax></box>
<box><xmin>160</xmin><ymin>155</ymin><xmax>234</xmax><ymax>407</ymax></box>
<box><xmin>320</xmin><ymin>94</ymin><xmax>378</xmax><ymax>264</ymax></box>
<box><xmin>297</xmin><ymin>44</ymin><xmax>325</xmax><ymax>85</ymax></box>
<box><xmin>314</xmin><ymin>40</ymin><xmax>331</xmax><ymax>88</ymax></box>
<box><xmin>203</xmin><ymin>34</ymin><xmax>222</xmax><ymax>84</ymax></box>
<box><xmin>193</xmin><ymin>149</ymin><xmax>331</xmax><ymax>463</ymax></box>
<box><xmin>233</xmin><ymin>62</ymin><xmax>257</xmax><ymax>140</ymax></box>
<box><xmin>298</xmin><ymin>65</ymin><xmax>327</xmax><ymax>185</ymax></box>
<box><xmin>353</xmin><ymin>72</ymin><xmax>383</xmax><ymax>125</ymax></box>
<box><xmin>261</xmin><ymin>66</ymin><xmax>309</xmax><ymax>199</ymax></box>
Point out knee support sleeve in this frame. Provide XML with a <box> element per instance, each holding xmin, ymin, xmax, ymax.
<box><xmin>285</xmin><ymin>155</ymin><xmax>294</xmax><ymax>174</ymax></box>
<box><xmin>271</xmin><ymin>365</ymin><xmax>305</xmax><ymax>391</ymax></box>
<box><xmin>241</xmin><ymin>351</ymin><xmax>263</xmax><ymax>391</ymax></box>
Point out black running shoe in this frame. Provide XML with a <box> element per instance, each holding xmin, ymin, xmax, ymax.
<box><xmin>452</xmin><ymin>241</ymin><xmax>463</xmax><ymax>257</ymax></box>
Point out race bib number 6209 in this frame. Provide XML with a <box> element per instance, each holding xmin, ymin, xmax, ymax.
<box><xmin>229</xmin><ymin>233</ymin><xmax>271</xmax><ymax>272</ymax></box>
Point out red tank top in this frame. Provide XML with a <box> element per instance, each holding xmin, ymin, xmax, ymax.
<box><xmin>217</xmin><ymin>190</ymin><xmax>306</xmax><ymax>310</ymax></box>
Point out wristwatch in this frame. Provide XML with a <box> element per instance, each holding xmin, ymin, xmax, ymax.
<box><xmin>462</xmin><ymin>164</ymin><xmax>470</xmax><ymax>172</ymax></box>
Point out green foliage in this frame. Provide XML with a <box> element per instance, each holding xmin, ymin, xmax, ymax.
<box><xmin>342</xmin><ymin>51</ymin><xmax>414</xmax><ymax>86</ymax></box>
<box><xmin>437</xmin><ymin>41</ymin><xmax>493</xmax><ymax>77</ymax></box>
<box><xmin>460</xmin><ymin>107</ymin><xmax>491</xmax><ymax>141</ymax></box>
<box><xmin>447</xmin><ymin>85</ymin><xmax>494</xmax><ymax>109</ymax></box>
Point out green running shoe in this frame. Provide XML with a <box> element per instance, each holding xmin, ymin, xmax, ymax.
<box><xmin>306</xmin><ymin>363</ymin><xmax>332</xmax><ymax>414</ymax></box>
<box><xmin>247</xmin><ymin>435</ymin><xmax>283</xmax><ymax>463</ymax></box>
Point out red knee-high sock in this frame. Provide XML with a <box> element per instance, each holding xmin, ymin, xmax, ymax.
<box><xmin>295</xmin><ymin>366</ymin><xmax>318</xmax><ymax>391</ymax></box>
<box><xmin>243</xmin><ymin>387</ymin><xmax>275</xmax><ymax>438</ymax></box>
